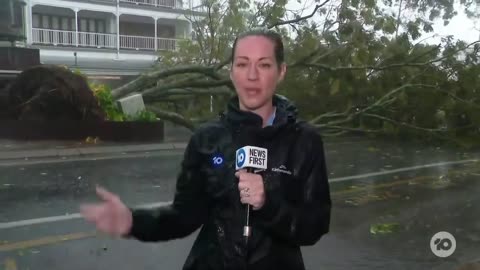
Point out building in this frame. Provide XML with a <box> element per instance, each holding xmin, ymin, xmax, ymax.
<box><xmin>18</xmin><ymin>0</ymin><xmax>204</xmax><ymax>84</ymax></box>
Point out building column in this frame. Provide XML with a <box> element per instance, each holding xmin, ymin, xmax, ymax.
<box><xmin>116</xmin><ymin>0</ymin><xmax>120</xmax><ymax>58</ymax></box>
<box><xmin>24</xmin><ymin>0</ymin><xmax>32</xmax><ymax>45</ymax></box>
<box><xmin>74</xmin><ymin>8</ymin><xmax>79</xmax><ymax>47</ymax></box>
<box><xmin>154</xmin><ymin>17</ymin><xmax>158</xmax><ymax>51</ymax></box>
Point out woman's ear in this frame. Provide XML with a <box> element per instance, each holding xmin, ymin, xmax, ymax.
<box><xmin>278</xmin><ymin>63</ymin><xmax>287</xmax><ymax>83</ymax></box>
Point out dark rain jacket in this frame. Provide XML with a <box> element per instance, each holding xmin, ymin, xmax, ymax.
<box><xmin>127</xmin><ymin>94</ymin><xmax>332</xmax><ymax>270</ymax></box>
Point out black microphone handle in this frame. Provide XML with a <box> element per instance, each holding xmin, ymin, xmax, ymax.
<box><xmin>244</xmin><ymin>167</ymin><xmax>254</xmax><ymax>245</ymax></box>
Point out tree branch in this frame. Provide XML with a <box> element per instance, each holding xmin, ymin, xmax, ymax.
<box><xmin>317</xmin><ymin>125</ymin><xmax>383</xmax><ymax>134</ymax></box>
<box><xmin>146</xmin><ymin>105</ymin><xmax>196</xmax><ymax>131</ymax></box>
<box><xmin>112</xmin><ymin>66</ymin><xmax>224</xmax><ymax>99</ymax></box>
<box><xmin>267</xmin><ymin>0</ymin><xmax>330</xmax><ymax>29</ymax></box>
<box><xmin>144</xmin><ymin>87</ymin><xmax>232</xmax><ymax>100</ymax></box>
<box><xmin>363</xmin><ymin>113</ymin><xmax>446</xmax><ymax>133</ymax></box>
<box><xmin>294</xmin><ymin>40</ymin><xmax>480</xmax><ymax>72</ymax></box>
<box><xmin>143</xmin><ymin>79</ymin><xmax>233</xmax><ymax>97</ymax></box>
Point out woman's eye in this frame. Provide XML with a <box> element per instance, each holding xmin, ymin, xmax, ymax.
<box><xmin>260</xmin><ymin>63</ymin><xmax>271</xmax><ymax>68</ymax></box>
<box><xmin>236</xmin><ymin>63</ymin><xmax>247</xmax><ymax>67</ymax></box>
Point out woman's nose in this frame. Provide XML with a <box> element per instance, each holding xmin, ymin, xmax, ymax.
<box><xmin>247</xmin><ymin>64</ymin><xmax>259</xmax><ymax>80</ymax></box>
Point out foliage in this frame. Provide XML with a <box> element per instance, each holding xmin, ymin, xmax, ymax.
<box><xmin>90</xmin><ymin>83</ymin><xmax>126</xmax><ymax>121</ymax></box>
<box><xmin>111</xmin><ymin>0</ymin><xmax>480</xmax><ymax>146</ymax></box>
<box><xmin>125</xmin><ymin>109</ymin><xmax>158</xmax><ymax>122</ymax></box>
<box><xmin>90</xmin><ymin>82</ymin><xmax>158</xmax><ymax>122</ymax></box>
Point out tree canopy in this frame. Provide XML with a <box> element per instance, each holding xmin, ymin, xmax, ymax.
<box><xmin>111</xmin><ymin>0</ymin><xmax>480</xmax><ymax>147</ymax></box>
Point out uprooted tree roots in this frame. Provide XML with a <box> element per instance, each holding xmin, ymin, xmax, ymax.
<box><xmin>4</xmin><ymin>65</ymin><xmax>105</xmax><ymax>121</ymax></box>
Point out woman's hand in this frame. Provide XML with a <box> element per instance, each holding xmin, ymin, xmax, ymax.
<box><xmin>236</xmin><ymin>170</ymin><xmax>265</xmax><ymax>210</ymax></box>
<box><xmin>80</xmin><ymin>186</ymin><xmax>133</xmax><ymax>237</ymax></box>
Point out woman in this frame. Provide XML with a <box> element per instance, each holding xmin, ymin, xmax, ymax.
<box><xmin>80</xmin><ymin>28</ymin><xmax>332</xmax><ymax>270</ymax></box>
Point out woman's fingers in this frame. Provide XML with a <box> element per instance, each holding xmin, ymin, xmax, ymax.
<box><xmin>80</xmin><ymin>203</ymin><xmax>102</xmax><ymax>221</ymax></box>
<box><xmin>95</xmin><ymin>186</ymin><xmax>118</xmax><ymax>203</ymax></box>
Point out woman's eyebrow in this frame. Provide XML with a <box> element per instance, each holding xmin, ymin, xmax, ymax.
<box><xmin>235</xmin><ymin>56</ymin><xmax>273</xmax><ymax>60</ymax></box>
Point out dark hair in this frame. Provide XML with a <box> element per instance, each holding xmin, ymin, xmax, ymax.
<box><xmin>231</xmin><ymin>28</ymin><xmax>285</xmax><ymax>67</ymax></box>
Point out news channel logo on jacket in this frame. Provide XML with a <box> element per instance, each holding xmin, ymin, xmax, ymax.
<box><xmin>430</xmin><ymin>231</ymin><xmax>456</xmax><ymax>258</ymax></box>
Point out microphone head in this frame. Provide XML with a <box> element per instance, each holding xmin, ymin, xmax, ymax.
<box><xmin>235</xmin><ymin>146</ymin><xmax>268</xmax><ymax>171</ymax></box>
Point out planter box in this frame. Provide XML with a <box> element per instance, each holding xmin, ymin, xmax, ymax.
<box><xmin>0</xmin><ymin>120</ymin><xmax>165</xmax><ymax>142</ymax></box>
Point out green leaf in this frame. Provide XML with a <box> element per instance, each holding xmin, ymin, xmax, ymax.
<box><xmin>370</xmin><ymin>223</ymin><xmax>401</xmax><ymax>235</ymax></box>
<box><xmin>330</xmin><ymin>79</ymin><xmax>341</xmax><ymax>95</ymax></box>
<box><xmin>407</xmin><ymin>21</ymin><xmax>421</xmax><ymax>40</ymax></box>
<box><xmin>383</xmin><ymin>17</ymin><xmax>397</xmax><ymax>34</ymax></box>
<box><xmin>365</xmin><ymin>0</ymin><xmax>376</xmax><ymax>8</ymax></box>
<box><xmin>423</xmin><ymin>22</ymin><xmax>434</xmax><ymax>32</ymax></box>
<box><xmin>429</xmin><ymin>9</ymin><xmax>441</xmax><ymax>21</ymax></box>
<box><xmin>374</xmin><ymin>18</ymin><xmax>384</xmax><ymax>31</ymax></box>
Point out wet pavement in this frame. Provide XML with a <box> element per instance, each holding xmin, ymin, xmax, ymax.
<box><xmin>0</xmin><ymin>137</ymin><xmax>479</xmax><ymax>270</ymax></box>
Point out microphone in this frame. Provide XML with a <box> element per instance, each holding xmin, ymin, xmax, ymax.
<box><xmin>235</xmin><ymin>146</ymin><xmax>268</xmax><ymax>245</ymax></box>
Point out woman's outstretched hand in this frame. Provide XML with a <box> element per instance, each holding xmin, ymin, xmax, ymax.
<box><xmin>80</xmin><ymin>186</ymin><xmax>133</xmax><ymax>237</ymax></box>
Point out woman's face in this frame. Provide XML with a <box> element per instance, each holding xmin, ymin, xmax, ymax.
<box><xmin>230</xmin><ymin>35</ymin><xmax>286</xmax><ymax>111</ymax></box>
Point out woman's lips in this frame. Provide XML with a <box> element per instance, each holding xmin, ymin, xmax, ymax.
<box><xmin>245</xmin><ymin>88</ymin><xmax>261</xmax><ymax>96</ymax></box>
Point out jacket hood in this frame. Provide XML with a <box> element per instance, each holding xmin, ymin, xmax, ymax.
<box><xmin>222</xmin><ymin>94</ymin><xmax>298</xmax><ymax>128</ymax></box>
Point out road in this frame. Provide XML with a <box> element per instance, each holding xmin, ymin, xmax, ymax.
<box><xmin>1</xmin><ymin>138</ymin><xmax>479</xmax><ymax>270</ymax></box>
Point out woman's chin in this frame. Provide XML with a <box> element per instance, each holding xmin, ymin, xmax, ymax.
<box><xmin>240</xmin><ymin>100</ymin><xmax>262</xmax><ymax>110</ymax></box>
<box><xmin>239</xmin><ymin>95</ymin><xmax>271</xmax><ymax>111</ymax></box>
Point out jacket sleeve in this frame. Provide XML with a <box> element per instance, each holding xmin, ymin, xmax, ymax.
<box><xmin>253</xmin><ymin>131</ymin><xmax>331</xmax><ymax>246</ymax></box>
<box><xmin>126</xmin><ymin>133</ymin><xmax>209</xmax><ymax>242</ymax></box>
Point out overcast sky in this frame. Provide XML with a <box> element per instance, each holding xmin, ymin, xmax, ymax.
<box><xmin>284</xmin><ymin>0</ymin><xmax>479</xmax><ymax>44</ymax></box>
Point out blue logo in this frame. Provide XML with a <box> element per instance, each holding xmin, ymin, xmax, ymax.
<box><xmin>212</xmin><ymin>153</ymin><xmax>224</xmax><ymax>169</ymax></box>
<box><xmin>236</xmin><ymin>148</ymin><xmax>246</xmax><ymax>168</ymax></box>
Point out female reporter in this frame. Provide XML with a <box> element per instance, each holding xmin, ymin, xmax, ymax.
<box><xmin>80</xmin><ymin>28</ymin><xmax>331</xmax><ymax>270</ymax></box>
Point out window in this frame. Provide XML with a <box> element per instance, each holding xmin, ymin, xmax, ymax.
<box><xmin>51</xmin><ymin>16</ymin><xmax>59</xmax><ymax>30</ymax></box>
<box><xmin>80</xmin><ymin>18</ymin><xmax>87</xmax><ymax>32</ymax></box>
<box><xmin>61</xmin><ymin>17</ymin><xmax>69</xmax><ymax>31</ymax></box>
<box><xmin>97</xmin><ymin>20</ymin><xmax>105</xmax><ymax>33</ymax></box>
<box><xmin>32</xmin><ymin>14</ymin><xmax>40</xmax><ymax>28</ymax></box>
<box><xmin>89</xmin><ymin>19</ymin><xmax>95</xmax><ymax>32</ymax></box>
<box><xmin>41</xmin><ymin>15</ymin><xmax>49</xmax><ymax>28</ymax></box>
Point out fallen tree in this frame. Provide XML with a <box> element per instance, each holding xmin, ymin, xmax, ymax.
<box><xmin>106</xmin><ymin>0</ymin><xmax>480</xmax><ymax>145</ymax></box>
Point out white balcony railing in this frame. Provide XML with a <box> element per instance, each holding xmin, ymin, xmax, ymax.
<box><xmin>157</xmin><ymin>37</ymin><xmax>176</xmax><ymax>50</ymax></box>
<box><xmin>120</xmin><ymin>34</ymin><xmax>156</xmax><ymax>50</ymax></box>
<box><xmin>119</xmin><ymin>0</ymin><xmax>179</xmax><ymax>8</ymax></box>
<box><xmin>32</xmin><ymin>28</ymin><xmax>76</xmax><ymax>46</ymax></box>
<box><xmin>84</xmin><ymin>0</ymin><xmax>202</xmax><ymax>10</ymax></box>
<box><xmin>32</xmin><ymin>28</ymin><xmax>178</xmax><ymax>51</ymax></box>
<box><xmin>78</xmin><ymin>31</ymin><xmax>117</xmax><ymax>49</ymax></box>
<box><xmin>121</xmin><ymin>0</ymin><xmax>157</xmax><ymax>7</ymax></box>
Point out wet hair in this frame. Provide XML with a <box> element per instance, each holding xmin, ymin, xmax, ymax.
<box><xmin>231</xmin><ymin>28</ymin><xmax>285</xmax><ymax>68</ymax></box>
